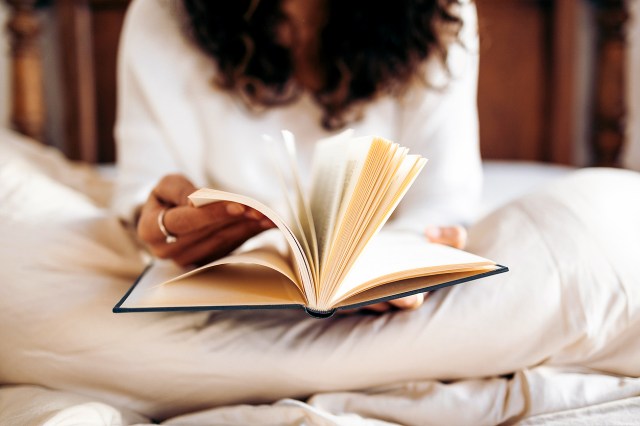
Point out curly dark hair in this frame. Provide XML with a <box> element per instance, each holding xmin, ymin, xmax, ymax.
<box><xmin>181</xmin><ymin>0</ymin><xmax>464</xmax><ymax>129</ymax></box>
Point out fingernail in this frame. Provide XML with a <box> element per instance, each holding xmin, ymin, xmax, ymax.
<box><xmin>245</xmin><ymin>209</ymin><xmax>263</xmax><ymax>220</ymax></box>
<box><xmin>260</xmin><ymin>219</ymin><xmax>275</xmax><ymax>229</ymax></box>
<box><xmin>396</xmin><ymin>296</ymin><xmax>415</xmax><ymax>307</ymax></box>
<box><xmin>442</xmin><ymin>227</ymin><xmax>457</xmax><ymax>237</ymax></box>
<box><xmin>226</xmin><ymin>203</ymin><xmax>245</xmax><ymax>216</ymax></box>
<box><xmin>401</xmin><ymin>294</ymin><xmax>424</xmax><ymax>310</ymax></box>
<box><xmin>395</xmin><ymin>299</ymin><xmax>411</xmax><ymax>308</ymax></box>
<box><xmin>425</xmin><ymin>226</ymin><xmax>442</xmax><ymax>240</ymax></box>
<box><xmin>443</xmin><ymin>226</ymin><xmax>466</xmax><ymax>248</ymax></box>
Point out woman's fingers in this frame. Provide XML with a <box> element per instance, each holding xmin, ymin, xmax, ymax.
<box><xmin>425</xmin><ymin>225</ymin><xmax>467</xmax><ymax>249</ymax></box>
<box><xmin>359</xmin><ymin>293</ymin><xmax>427</xmax><ymax>313</ymax></box>
<box><xmin>362</xmin><ymin>302</ymin><xmax>393</xmax><ymax>312</ymax></box>
<box><xmin>160</xmin><ymin>202</ymin><xmax>250</xmax><ymax>238</ymax></box>
<box><xmin>388</xmin><ymin>293</ymin><xmax>425</xmax><ymax>310</ymax></box>
<box><xmin>145</xmin><ymin>221</ymin><xmax>235</xmax><ymax>260</ymax></box>
<box><xmin>146</xmin><ymin>174</ymin><xmax>268</xmax><ymax>239</ymax></box>
<box><xmin>145</xmin><ymin>211</ymin><xmax>275</xmax><ymax>264</ymax></box>
<box><xmin>172</xmin><ymin>220</ymin><xmax>275</xmax><ymax>267</ymax></box>
<box><xmin>152</xmin><ymin>174</ymin><xmax>198</xmax><ymax>206</ymax></box>
<box><xmin>139</xmin><ymin>196</ymin><xmax>270</xmax><ymax>245</ymax></box>
<box><xmin>137</xmin><ymin>173</ymin><xmax>277</xmax><ymax>265</ymax></box>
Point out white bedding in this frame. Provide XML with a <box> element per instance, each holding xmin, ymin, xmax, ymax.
<box><xmin>1</xmin><ymin>128</ymin><xmax>639</xmax><ymax>425</ymax></box>
<box><xmin>479</xmin><ymin>160</ymin><xmax>573</xmax><ymax>219</ymax></box>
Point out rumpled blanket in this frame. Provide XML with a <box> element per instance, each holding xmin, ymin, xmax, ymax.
<box><xmin>1</xmin><ymin>129</ymin><xmax>639</xmax><ymax>425</ymax></box>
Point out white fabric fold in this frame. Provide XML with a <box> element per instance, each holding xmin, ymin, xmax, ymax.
<box><xmin>1</xmin><ymin>131</ymin><xmax>640</xmax><ymax>423</ymax></box>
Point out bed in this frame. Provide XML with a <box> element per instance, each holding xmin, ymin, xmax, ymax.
<box><xmin>1</xmin><ymin>1</ymin><xmax>638</xmax><ymax>425</ymax></box>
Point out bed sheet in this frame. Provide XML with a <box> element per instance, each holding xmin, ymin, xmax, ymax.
<box><xmin>2</xmin><ymin>373</ymin><xmax>640</xmax><ymax>425</ymax></box>
<box><xmin>479</xmin><ymin>160</ymin><xmax>573</xmax><ymax>219</ymax></box>
<box><xmin>1</xmin><ymin>128</ymin><xmax>639</xmax><ymax>425</ymax></box>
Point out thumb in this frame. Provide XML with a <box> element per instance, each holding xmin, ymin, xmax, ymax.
<box><xmin>152</xmin><ymin>174</ymin><xmax>198</xmax><ymax>207</ymax></box>
<box><xmin>425</xmin><ymin>225</ymin><xmax>467</xmax><ymax>249</ymax></box>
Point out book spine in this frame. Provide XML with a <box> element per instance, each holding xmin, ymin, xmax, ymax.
<box><xmin>304</xmin><ymin>307</ymin><xmax>337</xmax><ymax>319</ymax></box>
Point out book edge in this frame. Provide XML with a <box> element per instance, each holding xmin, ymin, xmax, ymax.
<box><xmin>334</xmin><ymin>265</ymin><xmax>509</xmax><ymax>312</ymax></box>
<box><xmin>114</xmin><ymin>265</ymin><xmax>508</xmax><ymax>318</ymax></box>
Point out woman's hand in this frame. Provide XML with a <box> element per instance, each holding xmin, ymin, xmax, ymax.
<box><xmin>137</xmin><ymin>174</ymin><xmax>275</xmax><ymax>267</ymax></box>
<box><xmin>362</xmin><ymin>225</ymin><xmax>468</xmax><ymax>313</ymax></box>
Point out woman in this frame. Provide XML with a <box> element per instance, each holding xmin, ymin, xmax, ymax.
<box><xmin>1</xmin><ymin>0</ymin><xmax>638</xmax><ymax>422</ymax></box>
<box><xmin>114</xmin><ymin>0</ymin><xmax>480</xmax><ymax>312</ymax></box>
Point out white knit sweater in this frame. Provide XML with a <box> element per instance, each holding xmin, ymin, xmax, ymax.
<box><xmin>113</xmin><ymin>0</ymin><xmax>482</xmax><ymax>231</ymax></box>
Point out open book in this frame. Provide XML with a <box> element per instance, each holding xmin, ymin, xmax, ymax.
<box><xmin>114</xmin><ymin>130</ymin><xmax>507</xmax><ymax>318</ymax></box>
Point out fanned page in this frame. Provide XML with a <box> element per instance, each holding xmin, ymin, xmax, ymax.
<box><xmin>188</xmin><ymin>189</ymin><xmax>316</xmax><ymax>306</ymax></box>
<box><xmin>324</xmin><ymin>155</ymin><xmax>425</xmax><ymax>300</ymax></box>
<box><xmin>264</xmin><ymin>131</ymin><xmax>319</xmax><ymax>285</ymax></box>
<box><xmin>316</xmin><ymin>137</ymin><xmax>428</xmax><ymax>307</ymax></box>
<box><xmin>308</xmin><ymin>129</ymin><xmax>360</xmax><ymax>267</ymax></box>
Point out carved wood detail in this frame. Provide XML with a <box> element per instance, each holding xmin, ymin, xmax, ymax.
<box><xmin>6</xmin><ymin>0</ymin><xmax>45</xmax><ymax>142</ymax></box>
<box><xmin>592</xmin><ymin>0</ymin><xmax>629</xmax><ymax>167</ymax></box>
<box><xmin>55</xmin><ymin>0</ymin><xmax>129</xmax><ymax>162</ymax></box>
<box><xmin>476</xmin><ymin>0</ymin><xmax>554</xmax><ymax>162</ymax></box>
<box><xmin>549</xmin><ymin>0</ymin><xmax>580</xmax><ymax>165</ymax></box>
<box><xmin>5</xmin><ymin>0</ymin><xmax>631</xmax><ymax>166</ymax></box>
<box><xmin>56</xmin><ymin>0</ymin><xmax>98</xmax><ymax>162</ymax></box>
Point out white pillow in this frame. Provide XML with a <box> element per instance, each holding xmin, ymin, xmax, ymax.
<box><xmin>0</xmin><ymin>128</ymin><xmax>114</xmax><ymax>206</ymax></box>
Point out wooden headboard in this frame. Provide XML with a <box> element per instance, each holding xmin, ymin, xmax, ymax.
<box><xmin>5</xmin><ymin>0</ymin><xmax>631</xmax><ymax>166</ymax></box>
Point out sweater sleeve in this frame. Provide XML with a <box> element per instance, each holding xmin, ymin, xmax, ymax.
<box><xmin>111</xmin><ymin>0</ymin><xmax>208</xmax><ymax>222</ymax></box>
<box><xmin>387</xmin><ymin>2</ymin><xmax>482</xmax><ymax>231</ymax></box>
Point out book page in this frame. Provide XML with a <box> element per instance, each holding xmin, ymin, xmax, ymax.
<box><xmin>280</xmin><ymin>131</ymin><xmax>319</xmax><ymax>268</ymax></box>
<box><xmin>335</xmin><ymin>267</ymin><xmax>498</xmax><ymax>309</ymax></box>
<box><xmin>328</xmin><ymin>231</ymin><xmax>495</xmax><ymax>306</ymax></box>
<box><xmin>320</xmin><ymin>137</ymin><xmax>417</xmax><ymax>304</ymax></box>
<box><xmin>309</xmin><ymin>129</ymin><xmax>354</xmax><ymax>267</ymax></box>
<box><xmin>321</xmin><ymin>145</ymin><xmax>406</xmax><ymax>292</ymax></box>
<box><xmin>264</xmin><ymin>136</ymin><xmax>310</xmax><ymax>264</ymax></box>
<box><xmin>264</xmin><ymin>132</ymin><xmax>319</xmax><ymax>284</ymax></box>
<box><xmin>120</xmin><ymin>260</ymin><xmax>305</xmax><ymax>309</ymax></box>
<box><xmin>310</xmin><ymin>135</ymin><xmax>377</xmax><ymax>270</ymax></box>
<box><xmin>162</xmin><ymin>246</ymin><xmax>300</xmax><ymax>292</ymax></box>
<box><xmin>326</xmin><ymin>155</ymin><xmax>427</xmax><ymax>294</ymax></box>
<box><xmin>189</xmin><ymin>188</ymin><xmax>316</xmax><ymax>306</ymax></box>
